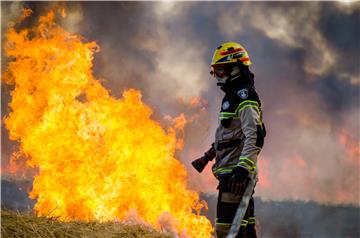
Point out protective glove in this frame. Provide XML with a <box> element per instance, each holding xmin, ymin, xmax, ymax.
<box><xmin>227</xmin><ymin>166</ymin><xmax>249</xmax><ymax>196</ymax></box>
<box><xmin>191</xmin><ymin>145</ymin><xmax>216</xmax><ymax>173</ymax></box>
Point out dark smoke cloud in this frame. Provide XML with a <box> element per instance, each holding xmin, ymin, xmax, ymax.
<box><xmin>1</xmin><ymin>1</ymin><xmax>359</xmax><ymax>208</ymax></box>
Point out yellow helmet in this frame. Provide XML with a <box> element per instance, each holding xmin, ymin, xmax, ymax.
<box><xmin>211</xmin><ymin>42</ymin><xmax>252</xmax><ymax>67</ymax></box>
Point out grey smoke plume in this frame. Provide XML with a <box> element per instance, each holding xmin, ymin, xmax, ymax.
<box><xmin>1</xmin><ymin>1</ymin><xmax>359</xmax><ymax>208</ymax></box>
<box><xmin>218</xmin><ymin>2</ymin><xmax>360</xmax><ymax>84</ymax></box>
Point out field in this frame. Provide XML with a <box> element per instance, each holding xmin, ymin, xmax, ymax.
<box><xmin>2</xmin><ymin>180</ymin><xmax>360</xmax><ymax>237</ymax></box>
<box><xmin>1</xmin><ymin>209</ymin><xmax>171</xmax><ymax>238</ymax></box>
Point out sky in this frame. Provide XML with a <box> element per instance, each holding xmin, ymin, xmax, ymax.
<box><xmin>1</xmin><ymin>1</ymin><xmax>359</xmax><ymax>206</ymax></box>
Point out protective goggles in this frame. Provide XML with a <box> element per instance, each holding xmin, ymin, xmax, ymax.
<box><xmin>210</xmin><ymin>65</ymin><xmax>231</xmax><ymax>78</ymax></box>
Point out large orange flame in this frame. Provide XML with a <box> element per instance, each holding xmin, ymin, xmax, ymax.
<box><xmin>3</xmin><ymin>9</ymin><xmax>213</xmax><ymax>237</ymax></box>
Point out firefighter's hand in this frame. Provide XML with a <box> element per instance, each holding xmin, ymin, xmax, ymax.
<box><xmin>228</xmin><ymin>167</ymin><xmax>249</xmax><ymax>196</ymax></box>
<box><xmin>192</xmin><ymin>156</ymin><xmax>208</xmax><ymax>173</ymax></box>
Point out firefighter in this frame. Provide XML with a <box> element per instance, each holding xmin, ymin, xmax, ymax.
<box><xmin>192</xmin><ymin>42</ymin><xmax>266</xmax><ymax>238</ymax></box>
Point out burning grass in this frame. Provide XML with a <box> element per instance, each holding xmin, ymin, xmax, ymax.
<box><xmin>1</xmin><ymin>209</ymin><xmax>172</xmax><ymax>238</ymax></box>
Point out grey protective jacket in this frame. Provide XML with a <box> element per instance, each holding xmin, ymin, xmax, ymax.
<box><xmin>212</xmin><ymin>84</ymin><xmax>265</xmax><ymax>178</ymax></box>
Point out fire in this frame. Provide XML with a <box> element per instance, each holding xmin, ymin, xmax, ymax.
<box><xmin>2</xmin><ymin>9</ymin><xmax>213</xmax><ymax>237</ymax></box>
<box><xmin>258</xmin><ymin>159</ymin><xmax>271</xmax><ymax>189</ymax></box>
<box><xmin>338</xmin><ymin>129</ymin><xmax>360</xmax><ymax>165</ymax></box>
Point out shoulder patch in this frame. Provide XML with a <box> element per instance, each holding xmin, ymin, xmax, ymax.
<box><xmin>222</xmin><ymin>101</ymin><xmax>230</xmax><ymax>110</ymax></box>
<box><xmin>237</xmin><ymin>88</ymin><xmax>249</xmax><ymax>99</ymax></box>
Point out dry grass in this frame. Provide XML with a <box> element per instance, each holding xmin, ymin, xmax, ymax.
<box><xmin>1</xmin><ymin>209</ymin><xmax>172</xmax><ymax>238</ymax></box>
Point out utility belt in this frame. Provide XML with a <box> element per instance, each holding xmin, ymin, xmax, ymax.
<box><xmin>216</xmin><ymin>139</ymin><xmax>242</xmax><ymax>151</ymax></box>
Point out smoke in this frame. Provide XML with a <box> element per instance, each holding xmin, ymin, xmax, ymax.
<box><xmin>218</xmin><ymin>2</ymin><xmax>360</xmax><ymax>85</ymax></box>
<box><xmin>1</xmin><ymin>2</ymin><xmax>23</xmax><ymax>34</ymax></box>
<box><xmin>75</xmin><ymin>2</ymin><xmax>210</xmax><ymax>103</ymax></box>
<box><xmin>1</xmin><ymin>1</ymin><xmax>359</xmax><ymax>208</ymax></box>
<box><xmin>136</xmin><ymin>2</ymin><xmax>210</xmax><ymax>100</ymax></box>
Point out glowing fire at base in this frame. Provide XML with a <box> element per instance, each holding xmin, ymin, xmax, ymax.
<box><xmin>3</xmin><ymin>9</ymin><xmax>213</xmax><ymax>237</ymax></box>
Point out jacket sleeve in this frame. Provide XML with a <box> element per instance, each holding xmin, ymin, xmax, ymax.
<box><xmin>237</xmin><ymin>100</ymin><xmax>263</xmax><ymax>174</ymax></box>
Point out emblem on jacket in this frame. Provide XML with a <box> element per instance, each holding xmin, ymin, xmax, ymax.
<box><xmin>237</xmin><ymin>89</ymin><xmax>248</xmax><ymax>99</ymax></box>
<box><xmin>222</xmin><ymin>101</ymin><xmax>230</xmax><ymax>110</ymax></box>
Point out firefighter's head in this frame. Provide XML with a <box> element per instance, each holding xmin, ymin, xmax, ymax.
<box><xmin>210</xmin><ymin>42</ymin><xmax>252</xmax><ymax>86</ymax></box>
